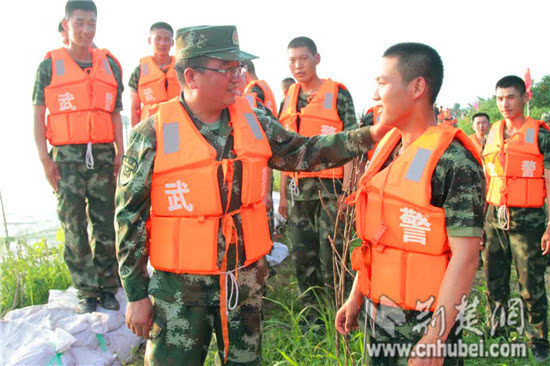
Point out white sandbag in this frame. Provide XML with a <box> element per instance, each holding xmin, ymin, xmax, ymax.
<box><xmin>97</xmin><ymin>308</ymin><xmax>125</xmax><ymax>331</ymax></box>
<box><xmin>266</xmin><ymin>241</ymin><xmax>289</xmax><ymax>266</ymax></box>
<box><xmin>73</xmin><ymin>329</ymin><xmax>99</xmax><ymax>349</ymax></box>
<box><xmin>7</xmin><ymin>327</ymin><xmax>77</xmax><ymax>366</ymax></box>
<box><xmin>57</xmin><ymin>312</ymin><xmax>109</xmax><ymax>335</ymax></box>
<box><xmin>48</xmin><ymin>287</ymin><xmax>80</xmax><ymax>308</ymax></box>
<box><xmin>103</xmin><ymin>325</ymin><xmax>144</xmax><ymax>364</ymax></box>
<box><xmin>69</xmin><ymin>346</ymin><xmax>116</xmax><ymax>366</ymax></box>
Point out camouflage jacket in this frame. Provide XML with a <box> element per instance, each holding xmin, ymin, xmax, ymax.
<box><xmin>485</xmin><ymin>128</ymin><xmax>550</xmax><ymax>230</ymax></box>
<box><xmin>115</xmin><ymin>95</ymin><xmax>373</xmax><ymax>304</ymax></box>
<box><xmin>283</xmin><ymin>85</ymin><xmax>358</xmax><ymax>200</ymax></box>
<box><xmin>32</xmin><ymin>52</ymin><xmax>124</xmax><ymax>164</ymax></box>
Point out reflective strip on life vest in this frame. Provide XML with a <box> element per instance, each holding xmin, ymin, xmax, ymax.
<box><xmin>55</xmin><ymin>60</ymin><xmax>65</xmax><ymax>76</ymax></box>
<box><xmin>163</xmin><ymin>122</ymin><xmax>180</xmax><ymax>154</ymax></box>
<box><xmin>323</xmin><ymin>93</ymin><xmax>333</xmax><ymax>109</ymax></box>
<box><xmin>246</xmin><ymin>95</ymin><xmax>255</xmax><ymax>108</ymax></box>
<box><xmin>406</xmin><ymin>148</ymin><xmax>432</xmax><ymax>182</ymax></box>
<box><xmin>525</xmin><ymin>128</ymin><xmax>535</xmax><ymax>143</ymax></box>
<box><xmin>244</xmin><ymin>113</ymin><xmax>264</xmax><ymax>140</ymax></box>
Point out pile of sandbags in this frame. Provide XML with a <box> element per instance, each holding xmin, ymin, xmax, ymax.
<box><xmin>1</xmin><ymin>288</ymin><xmax>143</xmax><ymax>365</ymax></box>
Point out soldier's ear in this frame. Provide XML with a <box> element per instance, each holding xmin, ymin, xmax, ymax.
<box><xmin>184</xmin><ymin>68</ymin><xmax>200</xmax><ymax>89</ymax></box>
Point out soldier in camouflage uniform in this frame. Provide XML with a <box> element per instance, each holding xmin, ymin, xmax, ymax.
<box><xmin>336</xmin><ymin>43</ymin><xmax>485</xmax><ymax>365</ymax></box>
<box><xmin>32</xmin><ymin>0</ymin><xmax>123</xmax><ymax>313</ymax></box>
<box><xmin>278</xmin><ymin>37</ymin><xmax>358</xmax><ymax>307</ymax></box>
<box><xmin>115</xmin><ymin>25</ymin><xmax>388</xmax><ymax>366</ymax></box>
<box><xmin>483</xmin><ymin>76</ymin><xmax>550</xmax><ymax>362</ymax></box>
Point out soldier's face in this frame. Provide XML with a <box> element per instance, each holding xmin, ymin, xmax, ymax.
<box><xmin>287</xmin><ymin>47</ymin><xmax>319</xmax><ymax>83</ymax></box>
<box><xmin>472</xmin><ymin>116</ymin><xmax>489</xmax><ymax>135</ymax></box>
<box><xmin>373</xmin><ymin>57</ymin><xmax>414</xmax><ymax>128</ymax></box>
<box><xmin>64</xmin><ymin>10</ymin><xmax>96</xmax><ymax>49</ymax></box>
<box><xmin>149</xmin><ymin>28</ymin><xmax>174</xmax><ymax>57</ymax></box>
<box><xmin>196</xmin><ymin>58</ymin><xmax>242</xmax><ymax>109</ymax></box>
<box><xmin>496</xmin><ymin>87</ymin><xmax>528</xmax><ymax>120</ymax></box>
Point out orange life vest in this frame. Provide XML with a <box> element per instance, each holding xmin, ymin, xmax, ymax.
<box><xmin>279</xmin><ymin>79</ymin><xmax>344</xmax><ymax>180</ymax></box>
<box><xmin>468</xmin><ymin>134</ymin><xmax>483</xmax><ymax>154</ymax></box>
<box><xmin>149</xmin><ymin>97</ymin><xmax>273</xmax><ymax>274</ymax></box>
<box><xmin>44</xmin><ymin>47</ymin><xmax>118</xmax><ymax>145</ymax></box>
<box><xmin>349</xmin><ymin>124</ymin><xmax>481</xmax><ymax>311</ymax></box>
<box><xmin>244</xmin><ymin>80</ymin><xmax>278</xmax><ymax>117</ymax></box>
<box><xmin>137</xmin><ymin>56</ymin><xmax>180</xmax><ymax>121</ymax></box>
<box><xmin>483</xmin><ymin>118</ymin><xmax>548</xmax><ymax>208</ymax></box>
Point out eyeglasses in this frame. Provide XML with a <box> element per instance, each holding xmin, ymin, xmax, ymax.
<box><xmin>194</xmin><ymin>64</ymin><xmax>247</xmax><ymax>79</ymax></box>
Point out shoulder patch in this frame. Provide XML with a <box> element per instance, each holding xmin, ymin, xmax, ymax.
<box><xmin>119</xmin><ymin>155</ymin><xmax>138</xmax><ymax>186</ymax></box>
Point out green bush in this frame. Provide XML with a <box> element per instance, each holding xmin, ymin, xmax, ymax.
<box><xmin>0</xmin><ymin>237</ymin><xmax>71</xmax><ymax>317</ymax></box>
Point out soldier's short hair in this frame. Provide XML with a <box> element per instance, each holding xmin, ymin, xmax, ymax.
<box><xmin>242</xmin><ymin>60</ymin><xmax>256</xmax><ymax>75</ymax></box>
<box><xmin>472</xmin><ymin>112</ymin><xmax>490</xmax><ymax>123</ymax></box>
<box><xmin>383</xmin><ymin>42</ymin><xmax>443</xmax><ymax>105</ymax></box>
<box><xmin>65</xmin><ymin>1</ymin><xmax>97</xmax><ymax>18</ymax></box>
<box><xmin>288</xmin><ymin>36</ymin><xmax>317</xmax><ymax>55</ymax></box>
<box><xmin>496</xmin><ymin>75</ymin><xmax>526</xmax><ymax>95</ymax></box>
<box><xmin>174</xmin><ymin>56</ymin><xmax>208</xmax><ymax>86</ymax></box>
<box><xmin>150</xmin><ymin>22</ymin><xmax>174</xmax><ymax>37</ymax></box>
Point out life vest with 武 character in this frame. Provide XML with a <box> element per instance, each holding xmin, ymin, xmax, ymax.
<box><xmin>279</xmin><ymin>79</ymin><xmax>344</xmax><ymax>180</ymax></box>
<box><xmin>44</xmin><ymin>47</ymin><xmax>118</xmax><ymax>145</ymax></box>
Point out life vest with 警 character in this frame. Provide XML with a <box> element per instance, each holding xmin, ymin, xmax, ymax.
<box><xmin>348</xmin><ymin>124</ymin><xmax>481</xmax><ymax>311</ymax></box>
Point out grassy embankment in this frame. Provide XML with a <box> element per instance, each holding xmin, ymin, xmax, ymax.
<box><xmin>1</xmin><ymin>173</ymin><xmax>548</xmax><ymax>364</ymax></box>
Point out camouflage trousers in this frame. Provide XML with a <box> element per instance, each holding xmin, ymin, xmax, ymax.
<box><xmin>364</xmin><ymin>301</ymin><xmax>463</xmax><ymax>365</ymax></box>
<box><xmin>145</xmin><ymin>292</ymin><xmax>263</xmax><ymax>365</ymax></box>
<box><xmin>288</xmin><ymin>196</ymin><xmax>348</xmax><ymax>304</ymax></box>
<box><xmin>56</xmin><ymin>162</ymin><xmax>120</xmax><ymax>298</ymax></box>
<box><xmin>483</xmin><ymin>223</ymin><xmax>549</xmax><ymax>344</ymax></box>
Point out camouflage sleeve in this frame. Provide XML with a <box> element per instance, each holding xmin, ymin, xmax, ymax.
<box><xmin>253</xmin><ymin>104</ymin><xmax>374</xmax><ymax>172</ymax></box>
<box><xmin>431</xmin><ymin>140</ymin><xmax>486</xmax><ymax>238</ymax></box>
<box><xmin>115</xmin><ymin>117</ymin><xmax>156</xmax><ymax>302</ymax></box>
<box><xmin>107</xmin><ymin>55</ymin><xmax>124</xmax><ymax>112</ymax></box>
<box><xmin>32</xmin><ymin>58</ymin><xmax>52</xmax><ymax>106</ymax></box>
<box><xmin>128</xmin><ymin>65</ymin><xmax>141</xmax><ymax>93</ymax></box>
<box><xmin>249</xmin><ymin>84</ymin><xmax>265</xmax><ymax>103</ymax></box>
<box><xmin>538</xmin><ymin>128</ymin><xmax>550</xmax><ymax>169</ymax></box>
<box><xmin>336</xmin><ymin>86</ymin><xmax>358</xmax><ymax>131</ymax></box>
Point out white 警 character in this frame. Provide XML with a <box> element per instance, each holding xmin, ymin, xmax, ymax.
<box><xmin>165</xmin><ymin>180</ymin><xmax>194</xmax><ymax>212</ymax></box>
<box><xmin>58</xmin><ymin>92</ymin><xmax>76</xmax><ymax>111</ymax></box>
<box><xmin>105</xmin><ymin>92</ymin><xmax>114</xmax><ymax>110</ymax></box>
<box><xmin>400</xmin><ymin>207</ymin><xmax>431</xmax><ymax>245</ymax></box>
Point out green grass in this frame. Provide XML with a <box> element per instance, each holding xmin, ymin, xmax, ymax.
<box><xmin>0</xmin><ymin>232</ymin><xmax>72</xmax><ymax>317</ymax></box>
<box><xmin>3</xmin><ymin>229</ymin><xmax>549</xmax><ymax>365</ymax></box>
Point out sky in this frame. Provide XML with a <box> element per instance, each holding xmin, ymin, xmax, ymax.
<box><xmin>0</xmin><ymin>0</ymin><xmax>548</xmax><ymax>235</ymax></box>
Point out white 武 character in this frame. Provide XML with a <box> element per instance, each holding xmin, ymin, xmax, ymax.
<box><xmin>521</xmin><ymin>160</ymin><xmax>536</xmax><ymax>177</ymax></box>
<box><xmin>143</xmin><ymin>88</ymin><xmax>155</xmax><ymax>102</ymax></box>
<box><xmin>400</xmin><ymin>207</ymin><xmax>431</xmax><ymax>245</ymax></box>
<box><xmin>58</xmin><ymin>92</ymin><xmax>76</xmax><ymax>111</ymax></box>
<box><xmin>165</xmin><ymin>180</ymin><xmax>194</xmax><ymax>212</ymax></box>
<box><xmin>320</xmin><ymin>125</ymin><xmax>337</xmax><ymax>135</ymax></box>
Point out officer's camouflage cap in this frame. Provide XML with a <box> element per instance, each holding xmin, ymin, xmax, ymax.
<box><xmin>175</xmin><ymin>25</ymin><xmax>257</xmax><ymax>61</ymax></box>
